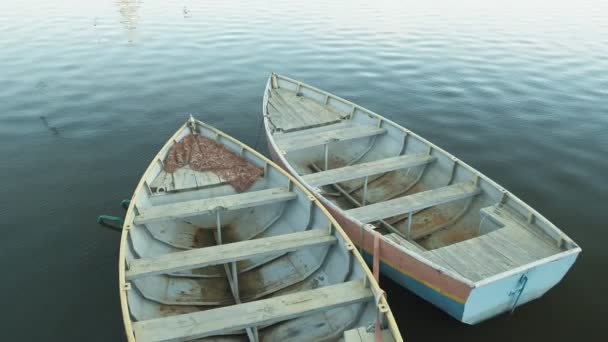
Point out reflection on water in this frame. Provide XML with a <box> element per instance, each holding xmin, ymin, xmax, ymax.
<box><xmin>0</xmin><ymin>0</ymin><xmax>606</xmax><ymax>341</ymax></box>
<box><xmin>116</xmin><ymin>0</ymin><xmax>140</xmax><ymax>42</ymax></box>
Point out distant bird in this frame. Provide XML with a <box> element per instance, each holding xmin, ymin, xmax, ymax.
<box><xmin>39</xmin><ymin>116</ymin><xmax>59</xmax><ymax>135</ymax></box>
<box><xmin>183</xmin><ymin>6</ymin><xmax>190</xmax><ymax>17</ymax></box>
<box><xmin>35</xmin><ymin>80</ymin><xmax>47</xmax><ymax>91</ymax></box>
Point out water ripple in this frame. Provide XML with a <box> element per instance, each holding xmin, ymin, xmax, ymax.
<box><xmin>0</xmin><ymin>0</ymin><xmax>607</xmax><ymax>340</ymax></box>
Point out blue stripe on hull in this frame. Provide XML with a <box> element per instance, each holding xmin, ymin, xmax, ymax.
<box><xmin>361</xmin><ymin>250</ymin><xmax>466</xmax><ymax>321</ymax></box>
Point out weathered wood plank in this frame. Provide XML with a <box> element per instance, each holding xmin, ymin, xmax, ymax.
<box><xmin>302</xmin><ymin>154</ymin><xmax>436</xmax><ymax>187</ymax></box>
<box><xmin>428</xmin><ymin>237</ymin><xmax>516</xmax><ymax>281</ymax></box>
<box><xmin>268</xmin><ymin>94</ymin><xmax>308</xmax><ymax>130</ymax></box>
<box><xmin>384</xmin><ymin>233</ymin><xmax>427</xmax><ymax>255</ymax></box>
<box><xmin>477</xmin><ymin>232</ymin><xmax>536</xmax><ymax>266</ymax></box>
<box><xmin>273</xmin><ymin>121</ymin><xmax>354</xmax><ymax>139</ymax></box>
<box><xmin>480</xmin><ymin>205</ymin><xmax>560</xmax><ymax>260</ymax></box>
<box><xmin>149</xmin><ymin>170</ymin><xmax>175</xmax><ymax>192</ymax></box>
<box><xmin>275</xmin><ymin>125</ymin><xmax>387</xmax><ymax>152</ymax></box>
<box><xmin>126</xmin><ymin>229</ymin><xmax>336</xmax><ymax>280</ymax></box>
<box><xmin>345</xmin><ymin>182</ymin><xmax>481</xmax><ymax>223</ymax></box>
<box><xmin>171</xmin><ymin>168</ymin><xmax>198</xmax><ymax>190</ymax></box>
<box><xmin>493</xmin><ymin>225</ymin><xmax>559</xmax><ymax>259</ymax></box>
<box><xmin>193</xmin><ymin>171</ymin><xmax>224</xmax><ymax>188</ymax></box>
<box><xmin>422</xmin><ymin>207</ymin><xmax>562</xmax><ymax>281</ymax></box>
<box><xmin>132</xmin><ymin>280</ymin><xmax>373</xmax><ymax>342</ymax></box>
<box><xmin>150</xmin><ymin>168</ymin><xmax>225</xmax><ymax>193</ymax></box>
<box><xmin>267</xmin><ymin>88</ymin><xmax>344</xmax><ymax>132</ymax></box>
<box><xmin>428</xmin><ymin>244</ymin><xmax>497</xmax><ymax>281</ymax></box>
<box><xmin>134</xmin><ymin>187</ymin><xmax>296</xmax><ymax>224</ymax></box>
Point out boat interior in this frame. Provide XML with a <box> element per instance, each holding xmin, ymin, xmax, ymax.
<box><xmin>265</xmin><ymin>74</ymin><xmax>579</xmax><ymax>283</ymax></box>
<box><xmin>122</xmin><ymin>119</ymin><xmax>397</xmax><ymax>341</ymax></box>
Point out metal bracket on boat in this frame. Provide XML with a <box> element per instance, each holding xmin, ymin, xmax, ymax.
<box><xmin>286</xmin><ymin>178</ymin><xmax>293</xmax><ymax>191</ymax></box>
<box><xmin>323</xmin><ymin>138</ymin><xmax>339</xmax><ymax>171</ymax></box>
<box><xmin>345</xmin><ymin>242</ymin><xmax>355</xmax><ymax>251</ymax></box>
<box><xmin>347</xmin><ymin>105</ymin><xmax>357</xmax><ymax>120</ymax></box>
<box><xmin>123</xmin><ymin>282</ymin><xmax>132</xmax><ymax>291</ymax></box>
<box><xmin>362</xmin><ymin>175</ymin><xmax>369</xmax><ymax>205</ymax></box>
<box><xmin>373</xmin><ymin>288</ymin><xmax>388</xmax><ymax>341</ymax></box>
<box><xmin>499</xmin><ymin>188</ymin><xmax>509</xmax><ymax>204</ymax></box>
<box><xmin>372</xmin><ymin>232</ymin><xmax>381</xmax><ymax>283</ymax></box>
<box><xmin>213</xmin><ymin>206</ymin><xmax>227</xmax><ymax>245</ymax></box>
<box><xmin>364</xmin><ymin>224</ymin><xmax>377</xmax><ymax>231</ymax></box>
<box><xmin>271</xmin><ymin>73</ymin><xmax>278</xmax><ymax>89</ymax></box>
<box><xmin>509</xmin><ymin>273</ymin><xmax>529</xmax><ymax>314</ymax></box>
<box><xmin>187</xmin><ymin>114</ymin><xmax>198</xmax><ymax>134</ymax></box>
<box><xmin>527</xmin><ymin>211</ymin><xmax>535</xmax><ymax>224</ymax></box>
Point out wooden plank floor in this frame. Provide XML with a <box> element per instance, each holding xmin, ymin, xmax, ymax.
<box><xmin>267</xmin><ymin>88</ymin><xmax>344</xmax><ymax>132</ymax></box>
<box><xmin>150</xmin><ymin>168</ymin><xmax>225</xmax><ymax>193</ymax></box>
<box><xmin>132</xmin><ymin>280</ymin><xmax>373</xmax><ymax>342</ymax></box>
<box><xmin>428</xmin><ymin>236</ymin><xmax>514</xmax><ymax>281</ymax></box>
<box><xmin>426</xmin><ymin>222</ymin><xmax>561</xmax><ymax>282</ymax></box>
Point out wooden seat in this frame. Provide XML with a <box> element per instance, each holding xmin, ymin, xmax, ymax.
<box><xmin>134</xmin><ymin>187</ymin><xmax>296</xmax><ymax>224</ymax></box>
<box><xmin>302</xmin><ymin>154</ymin><xmax>436</xmax><ymax>187</ymax></box>
<box><xmin>132</xmin><ymin>280</ymin><xmax>373</xmax><ymax>342</ymax></box>
<box><xmin>345</xmin><ymin>182</ymin><xmax>481</xmax><ymax>223</ymax></box>
<box><xmin>126</xmin><ymin>229</ymin><xmax>336</xmax><ymax>280</ymax></box>
<box><xmin>275</xmin><ymin>125</ymin><xmax>387</xmax><ymax>152</ymax></box>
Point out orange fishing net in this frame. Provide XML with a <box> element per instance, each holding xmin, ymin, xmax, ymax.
<box><xmin>164</xmin><ymin>134</ymin><xmax>264</xmax><ymax>192</ymax></box>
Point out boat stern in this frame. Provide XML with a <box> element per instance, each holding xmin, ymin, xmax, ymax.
<box><xmin>462</xmin><ymin>249</ymin><xmax>580</xmax><ymax>324</ymax></box>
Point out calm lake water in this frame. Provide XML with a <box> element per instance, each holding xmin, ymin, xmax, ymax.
<box><xmin>0</xmin><ymin>0</ymin><xmax>606</xmax><ymax>340</ymax></box>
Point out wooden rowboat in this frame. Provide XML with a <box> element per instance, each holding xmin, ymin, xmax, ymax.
<box><xmin>119</xmin><ymin>117</ymin><xmax>402</xmax><ymax>341</ymax></box>
<box><xmin>262</xmin><ymin>74</ymin><xmax>581</xmax><ymax>324</ymax></box>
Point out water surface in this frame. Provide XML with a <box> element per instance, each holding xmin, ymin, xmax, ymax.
<box><xmin>0</xmin><ymin>0</ymin><xmax>606</xmax><ymax>340</ymax></box>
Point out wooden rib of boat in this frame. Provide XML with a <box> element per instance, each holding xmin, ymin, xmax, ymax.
<box><xmin>119</xmin><ymin>117</ymin><xmax>403</xmax><ymax>342</ymax></box>
<box><xmin>262</xmin><ymin>73</ymin><xmax>582</xmax><ymax>324</ymax></box>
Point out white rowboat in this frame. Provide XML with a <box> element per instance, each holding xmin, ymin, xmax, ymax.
<box><xmin>119</xmin><ymin>117</ymin><xmax>403</xmax><ymax>341</ymax></box>
<box><xmin>262</xmin><ymin>73</ymin><xmax>581</xmax><ymax>324</ymax></box>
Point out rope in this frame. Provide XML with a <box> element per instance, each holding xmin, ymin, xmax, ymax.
<box><xmin>253</xmin><ymin>115</ymin><xmax>264</xmax><ymax>150</ymax></box>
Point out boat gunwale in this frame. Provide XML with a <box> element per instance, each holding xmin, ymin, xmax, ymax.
<box><xmin>263</xmin><ymin>73</ymin><xmax>581</xmax><ymax>288</ymax></box>
<box><xmin>119</xmin><ymin>118</ymin><xmax>403</xmax><ymax>342</ymax></box>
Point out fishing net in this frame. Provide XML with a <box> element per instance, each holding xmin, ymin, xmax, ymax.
<box><xmin>164</xmin><ymin>134</ymin><xmax>264</xmax><ymax>192</ymax></box>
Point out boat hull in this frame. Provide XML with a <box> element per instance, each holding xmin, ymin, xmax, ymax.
<box><xmin>118</xmin><ymin>118</ymin><xmax>405</xmax><ymax>341</ymax></box>
<box><xmin>267</xmin><ymin>134</ymin><xmax>579</xmax><ymax>324</ymax></box>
